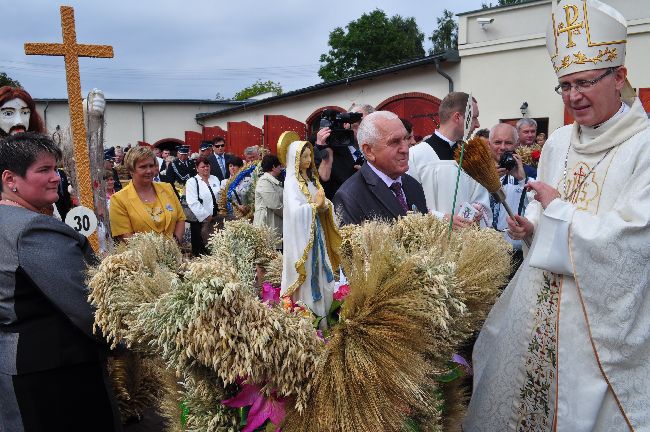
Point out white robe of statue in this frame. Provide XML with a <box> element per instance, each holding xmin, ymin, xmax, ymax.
<box><xmin>407</xmin><ymin>140</ymin><xmax>492</xmax><ymax>226</ymax></box>
<box><xmin>280</xmin><ymin>140</ymin><xmax>341</xmax><ymax>318</ymax></box>
<box><xmin>464</xmin><ymin>98</ymin><xmax>650</xmax><ymax>431</ymax></box>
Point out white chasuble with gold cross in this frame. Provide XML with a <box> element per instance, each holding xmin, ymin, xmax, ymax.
<box><xmin>464</xmin><ymin>98</ymin><xmax>650</xmax><ymax>432</ymax></box>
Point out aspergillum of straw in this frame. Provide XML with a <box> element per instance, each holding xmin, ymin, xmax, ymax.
<box><xmin>449</xmin><ymin>140</ymin><xmax>466</xmax><ymax>237</ymax></box>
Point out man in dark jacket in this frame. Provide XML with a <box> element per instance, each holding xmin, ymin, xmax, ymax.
<box><xmin>334</xmin><ymin>111</ymin><xmax>427</xmax><ymax>225</ymax></box>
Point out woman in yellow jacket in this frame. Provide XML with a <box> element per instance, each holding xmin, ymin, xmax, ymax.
<box><xmin>110</xmin><ymin>146</ymin><xmax>185</xmax><ymax>242</ymax></box>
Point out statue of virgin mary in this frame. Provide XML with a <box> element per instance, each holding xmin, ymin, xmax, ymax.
<box><xmin>278</xmin><ymin>132</ymin><xmax>341</xmax><ymax>319</ymax></box>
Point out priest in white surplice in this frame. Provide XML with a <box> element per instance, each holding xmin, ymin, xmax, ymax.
<box><xmin>464</xmin><ymin>1</ymin><xmax>650</xmax><ymax>431</ymax></box>
<box><xmin>407</xmin><ymin>92</ymin><xmax>492</xmax><ymax>229</ymax></box>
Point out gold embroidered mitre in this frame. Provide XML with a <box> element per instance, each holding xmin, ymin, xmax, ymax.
<box><xmin>546</xmin><ymin>0</ymin><xmax>626</xmax><ymax>77</ymax></box>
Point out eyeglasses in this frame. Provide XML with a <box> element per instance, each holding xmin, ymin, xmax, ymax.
<box><xmin>554</xmin><ymin>67</ymin><xmax>617</xmax><ymax>95</ymax></box>
<box><xmin>213</xmin><ymin>144</ymin><xmax>225</xmax><ymax>148</ymax></box>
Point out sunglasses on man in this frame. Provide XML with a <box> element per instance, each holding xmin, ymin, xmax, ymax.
<box><xmin>213</xmin><ymin>144</ymin><xmax>225</xmax><ymax>148</ymax></box>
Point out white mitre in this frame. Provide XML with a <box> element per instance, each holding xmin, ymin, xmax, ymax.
<box><xmin>546</xmin><ymin>0</ymin><xmax>635</xmax><ymax>99</ymax></box>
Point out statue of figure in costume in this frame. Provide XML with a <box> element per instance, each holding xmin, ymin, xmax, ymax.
<box><xmin>278</xmin><ymin>132</ymin><xmax>341</xmax><ymax>319</ymax></box>
<box><xmin>0</xmin><ymin>86</ymin><xmax>46</xmax><ymax>137</ymax></box>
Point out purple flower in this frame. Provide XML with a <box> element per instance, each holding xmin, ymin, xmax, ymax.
<box><xmin>262</xmin><ymin>281</ymin><xmax>281</xmax><ymax>305</ymax></box>
<box><xmin>333</xmin><ymin>284</ymin><xmax>350</xmax><ymax>301</ymax></box>
<box><xmin>222</xmin><ymin>382</ymin><xmax>285</xmax><ymax>432</ymax></box>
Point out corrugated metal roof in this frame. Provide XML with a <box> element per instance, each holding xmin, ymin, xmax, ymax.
<box><xmin>195</xmin><ymin>51</ymin><xmax>459</xmax><ymax>120</ymax></box>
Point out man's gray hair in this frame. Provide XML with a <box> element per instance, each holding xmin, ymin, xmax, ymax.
<box><xmin>489</xmin><ymin>123</ymin><xmax>518</xmax><ymax>144</ymax></box>
<box><xmin>348</xmin><ymin>103</ymin><xmax>376</xmax><ymax>116</ymax></box>
<box><xmin>244</xmin><ymin>145</ymin><xmax>259</xmax><ymax>156</ymax></box>
<box><xmin>516</xmin><ymin>117</ymin><xmax>537</xmax><ymax>131</ymax></box>
<box><xmin>357</xmin><ymin>111</ymin><xmax>399</xmax><ymax>148</ymax></box>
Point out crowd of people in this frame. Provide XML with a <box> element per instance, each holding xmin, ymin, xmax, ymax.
<box><xmin>1</xmin><ymin>0</ymin><xmax>649</xmax><ymax>430</ymax></box>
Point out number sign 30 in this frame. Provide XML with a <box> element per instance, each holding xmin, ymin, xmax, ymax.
<box><xmin>64</xmin><ymin>206</ymin><xmax>98</xmax><ymax>237</ymax></box>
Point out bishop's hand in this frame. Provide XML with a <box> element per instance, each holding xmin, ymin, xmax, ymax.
<box><xmin>527</xmin><ymin>180</ymin><xmax>560</xmax><ymax>209</ymax></box>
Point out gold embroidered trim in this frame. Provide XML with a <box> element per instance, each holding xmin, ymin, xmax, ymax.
<box><xmin>551</xmin><ymin>1</ymin><xmax>626</xmax><ymax>72</ymax></box>
<box><xmin>552</xmin><ymin>275</ymin><xmax>564</xmax><ymax>431</ymax></box>
<box><xmin>553</xmin><ymin>47</ymin><xmax>617</xmax><ymax>72</ymax></box>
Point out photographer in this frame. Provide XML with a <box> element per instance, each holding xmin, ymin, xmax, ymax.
<box><xmin>315</xmin><ymin>103</ymin><xmax>374</xmax><ymax>200</ymax></box>
<box><xmin>487</xmin><ymin>123</ymin><xmax>533</xmax><ymax>271</ymax></box>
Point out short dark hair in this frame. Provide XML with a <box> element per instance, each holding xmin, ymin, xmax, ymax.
<box><xmin>0</xmin><ymin>132</ymin><xmax>62</xmax><ymax>192</ymax></box>
<box><xmin>439</xmin><ymin>92</ymin><xmax>476</xmax><ymax>124</ymax></box>
<box><xmin>195</xmin><ymin>155</ymin><xmax>211</xmax><ymax>168</ymax></box>
<box><xmin>261</xmin><ymin>154</ymin><xmax>281</xmax><ymax>172</ymax></box>
<box><xmin>212</xmin><ymin>136</ymin><xmax>225</xmax><ymax>145</ymax></box>
<box><xmin>474</xmin><ymin>128</ymin><xmax>490</xmax><ymax>139</ymax></box>
<box><xmin>400</xmin><ymin>118</ymin><xmax>413</xmax><ymax>134</ymax></box>
<box><xmin>227</xmin><ymin>155</ymin><xmax>244</xmax><ymax>169</ymax></box>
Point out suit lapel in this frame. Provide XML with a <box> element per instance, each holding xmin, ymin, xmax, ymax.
<box><xmin>361</xmin><ymin>164</ymin><xmax>403</xmax><ymax>218</ymax></box>
<box><xmin>401</xmin><ymin>176</ymin><xmax>423</xmax><ymax>213</ymax></box>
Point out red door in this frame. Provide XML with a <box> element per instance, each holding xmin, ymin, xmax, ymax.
<box><xmin>377</xmin><ymin>92</ymin><xmax>442</xmax><ymax>142</ymax></box>
<box><xmin>184</xmin><ymin>131</ymin><xmax>202</xmax><ymax>153</ymax></box>
<box><xmin>203</xmin><ymin>126</ymin><xmax>228</xmax><ymax>143</ymax></box>
<box><xmin>640</xmin><ymin>88</ymin><xmax>650</xmax><ymax>114</ymax></box>
<box><xmin>263</xmin><ymin>115</ymin><xmax>306</xmax><ymax>154</ymax></box>
<box><xmin>227</xmin><ymin>121</ymin><xmax>263</xmax><ymax>158</ymax></box>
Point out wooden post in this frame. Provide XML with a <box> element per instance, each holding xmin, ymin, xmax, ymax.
<box><xmin>25</xmin><ymin>6</ymin><xmax>113</xmax><ymax>251</ymax></box>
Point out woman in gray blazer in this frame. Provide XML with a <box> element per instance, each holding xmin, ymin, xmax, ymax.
<box><xmin>0</xmin><ymin>133</ymin><xmax>120</xmax><ymax>431</ymax></box>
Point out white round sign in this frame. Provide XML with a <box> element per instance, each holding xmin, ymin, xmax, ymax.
<box><xmin>64</xmin><ymin>206</ymin><xmax>98</xmax><ymax>237</ymax></box>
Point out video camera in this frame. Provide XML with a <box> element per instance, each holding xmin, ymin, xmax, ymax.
<box><xmin>319</xmin><ymin>109</ymin><xmax>363</xmax><ymax>148</ymax></box>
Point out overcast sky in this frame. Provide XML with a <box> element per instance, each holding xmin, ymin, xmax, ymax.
<box><xmin>2</xmin><ymin>0</ymin><xmax>483</xmax><ymax>100</ymax></box>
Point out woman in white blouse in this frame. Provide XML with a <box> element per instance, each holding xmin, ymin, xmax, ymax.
<box><xmin>185</xmin><ymin>156</ymin><xmax>221</xmax><ymax>256</ymax></box>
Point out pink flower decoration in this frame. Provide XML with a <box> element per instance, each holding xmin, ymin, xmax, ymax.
<box><xmin>333</xmin><ymin>284</ymin><xmax>350</xmax><ymax>301</ymax></box>
<box><xmin>222</xmin><ymin>382</ymin><xmax>285</xmax><ymax>432</ymax></box>
<box><xmin>262</xmin><ymin>281</ymin><xmax>281</xmax><ymax>305</ymax></box>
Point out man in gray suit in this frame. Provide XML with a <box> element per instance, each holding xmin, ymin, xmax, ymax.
<box><xmin>334</xmin><ymin>111</ymin><xmax>427</xmax><ymax>225</ymax></box>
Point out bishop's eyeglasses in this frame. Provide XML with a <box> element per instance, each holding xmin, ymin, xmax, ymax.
<box><xmin>554</xmin><ymin>67</ymin><xmax>618</xmax><ymax>95</ymax></box>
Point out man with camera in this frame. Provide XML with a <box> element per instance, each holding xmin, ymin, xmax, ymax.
<box><xmin>487</xmin><ymin>123</ymin><xmax>531</xmax><ymax>268</ymax></box>
<box><xmin>315</xmin><ymin>103</ymin><xmax>374</xmax><ymax>200</ymax></box>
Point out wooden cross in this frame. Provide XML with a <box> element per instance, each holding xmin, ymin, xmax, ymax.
<box><xmin>557</xmin><ymin>4</ymin><xmax>584</xmax><ymax>49</ymax></box>
<box><xmin>24</xmin><ymin>6</ymin><xmax>113</xmax><ymax>251</ymax></box>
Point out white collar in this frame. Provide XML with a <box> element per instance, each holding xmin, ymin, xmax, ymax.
<box><xmin>367</xmin><ymin>161</ymin><xmax>401</xmax><ymax>188</ymax></box>
<box><xmin>580</xmin><ymin>102</ymin><xmax>629</xmax><ymax>143</ymax></box>
<box><xmin>434</xmin><ymin>130</ymin><xmax>456</xmax><ymax>147</ymax></box>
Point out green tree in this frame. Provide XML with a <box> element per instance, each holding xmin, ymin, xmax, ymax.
<box><xmin>482</xmin><ymin>0</ymin><xmax>525</xmax><ymax>8</ymax></box>
<box><xmin>318</xmin><ymin>9</ymin><xmax>425</xmax><ymax>82</ymax></box>
<box><xmin>233</xmin><ymin>80</ymin><xmax>283</xmax><ymax>101</ymax></box>
<box><xmin>428</xmin><ymin>9</ymin><xmax>458</xmax><ymax>55</ymax></box>
<box><xmin>0</xmin><ymin>72</ymin><xmax>21</xmax><ymax>88</ymax></box>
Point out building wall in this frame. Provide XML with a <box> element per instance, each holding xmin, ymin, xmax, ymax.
<box><xmin>458</xmin><ymin>0</ymin><xmax>650</xmax><ymax>133</ymax></box>
<box><xmin>34</xmin><ymin>101</ymin><xmax>236</xmax><ymax>148</ymax></box>
<box><xmin>201</xmin><ymin>62</ymin><xmax>460</xmax><ymax>130</ymax></box>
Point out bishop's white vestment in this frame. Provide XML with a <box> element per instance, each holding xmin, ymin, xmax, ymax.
<box><xmin>407</xmin><ymin>140</ymin><xmax>492</xmax><ymax>226</ymax></box>
<box><xmin>464</xmin><ymin>98</ymin><xmax>650</xmax><ymax>431</ymax></box>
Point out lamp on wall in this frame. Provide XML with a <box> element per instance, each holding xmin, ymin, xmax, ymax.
<box><xmin>520</xmin><ymin>101</ymin><xmax>529</xmax><ymax>117</ymax></box>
